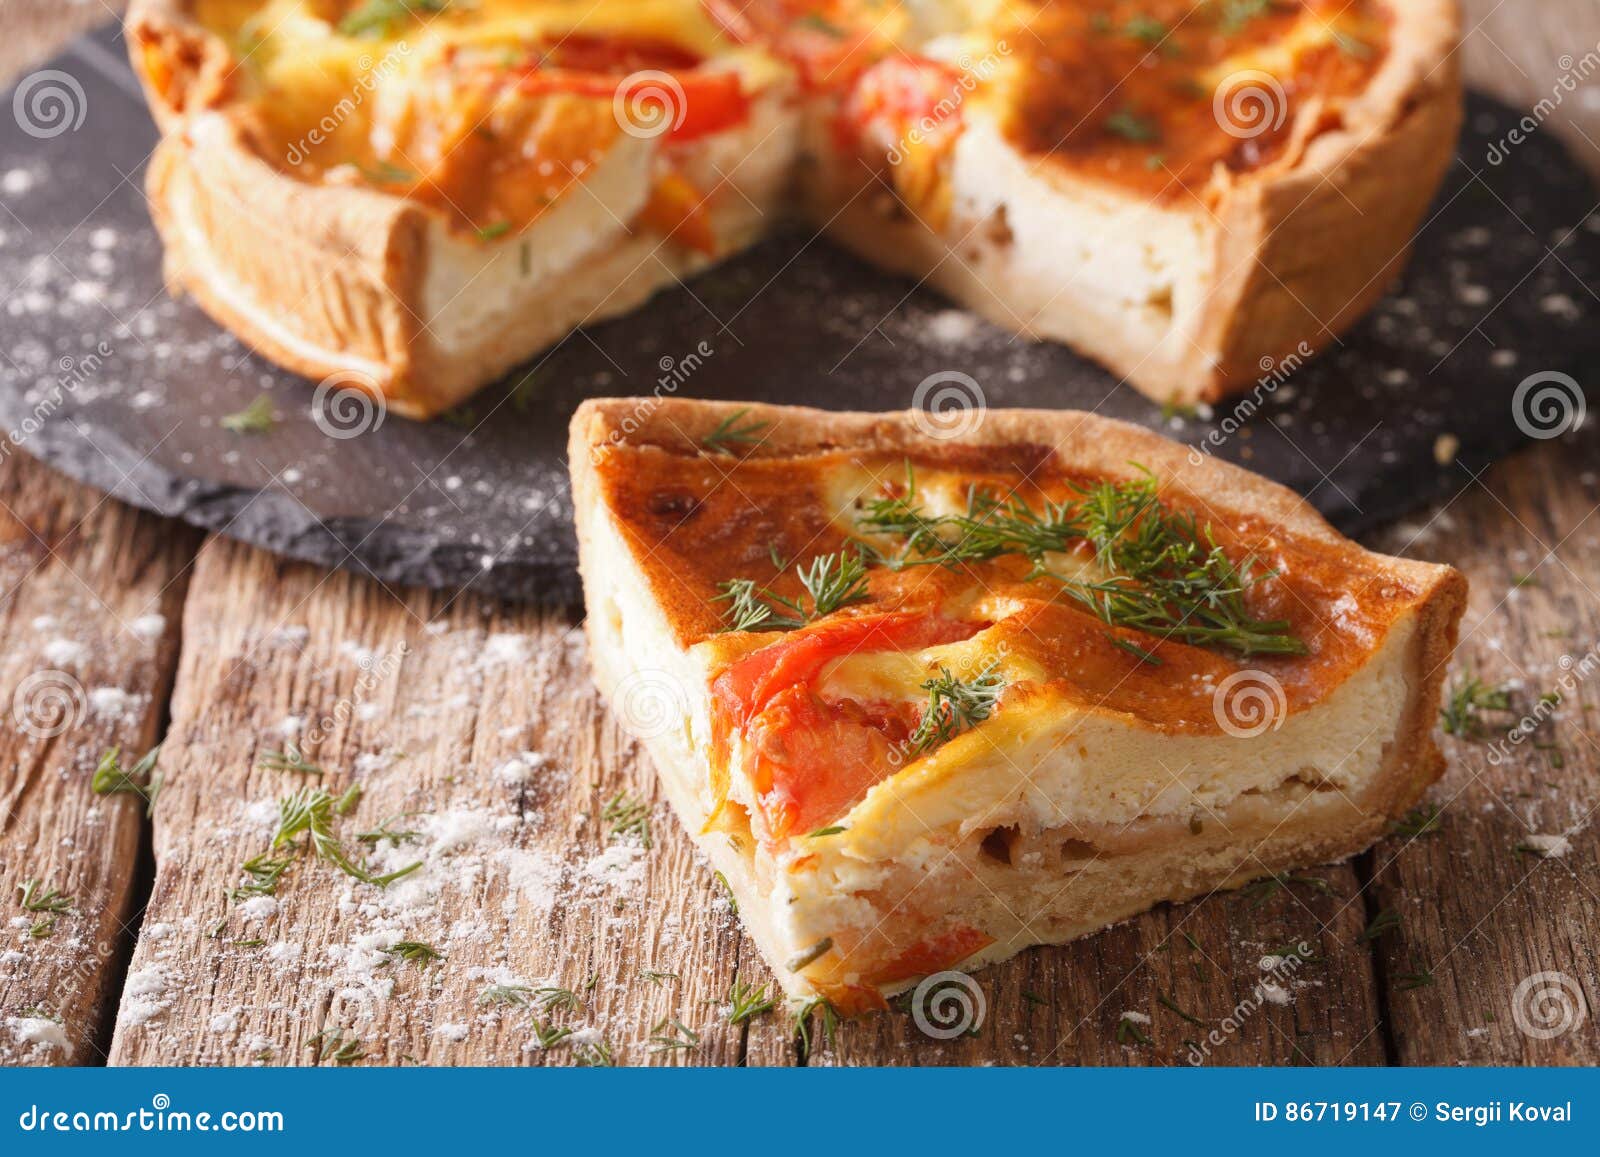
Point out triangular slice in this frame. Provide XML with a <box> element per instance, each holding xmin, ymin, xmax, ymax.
<box><xmin>570</xmin><ymin>399</ymin><xmax>1466</xmax><ymax>1013</ymax></box>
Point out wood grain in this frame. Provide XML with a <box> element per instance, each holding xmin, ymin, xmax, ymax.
<box><xmin>0</xmin><ymin>452</ymin><xmax>197</xmax><ymax>1065</ymax></box>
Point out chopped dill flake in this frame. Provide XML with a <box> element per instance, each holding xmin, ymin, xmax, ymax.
<box><xmin>909</xmin><ymin>659</ymin><xmax>1006</xmax><ymax>754</ymax></box>
<box><xmin>1218</xmin><ymin>0</ymin><xmax>1272</xmax><ymax>33</ymax></box>
<box><xmin>1390</xmin><ymin>803</ymin><xmax>1443</xmax><ymax>839</ymax></box>
<box><xmin>92</xmin><ymin>744</ymin><xmax>162</xmax><ymax>815</ymax></box>
<box><xmin>1106</xmin><ymin>632</ymin><xmax>1163</xmax><ymax>666</ymax></box>
<box><xmin>786</xmin><ymin>937</ymin><xmax>834</xmax><ymax>973</ymax></box>
<box><xmin>1395</xmin><ymin>965</ymin><xmax>1435</xmax><ymax>991</ymax></box>
<box><xmin>533</xmin><ymin>986</ymin><xmax>583</xmax><ymax>1013</ymax></box>
<box><xmin>702</xmin><ymin>408</ymin><xmax>771</xmax><ymax>454</ymax></box>
<box><xmin>530</xmin><ymin>1021</ymin><xmax>573</xmax><ymax>1049</ymax></box>
<box><xmin>713</xmin><ymin>870</ymin><xmax>738</xmax><ymax>915</ymax></box>
<box><xmin>1241</xmin><ymin>872</ymin><xmax>1333</xmax><ymax>909</ymax></box>
<box><xmin>355</xmin><ymin>812</ymin><xmax>426</xmax><ymax>846</ymax></box>
<box><xmin>220</xmin><ymin>395</ymin><xmax>276</xmax><ymax>434</ymax></box>
<box><xmin>1105</xmin><ymin>109</ymin><xmax>1159</xmax><ymax>142</ymax></box>
<box><xmin>792</xmin><ymin>996</ymin><xmax>840</xmax><ymax>1060</ymax></box>
<box><xmin>475</xmin><ymin>221</ymin><xmax>512</xmax><ymax>241</ymax></box>
<box><xmin>574</xmin><ymin>1039</ymin><xmax>614</xmax><ymax>1067</ymax></box>
<box><xmin>382</xmin><ymin>941</ymin><xmax>444</xmax><ymax>969</ymax></box>
<box><xmin>727</xmin><ymin>974</ymin><xmax>777</xmax><ymax>1024</ymax></box>
<box><xmin>307</xmin><ymin>1027</ymin><xmax>365</xmax><ymax>1065</ymax></box>
<box><xmin>477</xmin><ymin>984</ymin><xmax>534</xmax><ymax>1007</ymax></box>
<box><xmin>807</xmin><ymin>826</ymin><xmax>846</xmax><ymax>839</ymax></box>
<box><xmin>1158</xmin><ymin>992</ymin><xmax>1204</xmax><ymax>1026</ymax></box>
<box><xmin>601</xmin><ymin>792</ymin><xmax>653</xmax><ymax>848</ymax></box>
<box><xmin>338</xmin><ymin>0</ymin><xmax>452</xmax><ymax>39</ymax></box>
<box><xmin>230</xmin><ymin>853</ymin><xmax>293</xmax><ymax>900</ymax></box>
<box><xmin>648</xmin><ymin>1017</ymin><xmax>701</xmax><ymax>1053</ymax></box>
<box><xmin>17</xmin><ymin>878</ymin><xmax>72</xmax><ymax>916</ymax></box>
<box><xmin>1022</xmin><ymin>991</ymin><xmax>1048</xmax><ymax>1007</ymax></box>
<box><xmin>1116</xmin><ymin>1014</ymin><xmax>1153</xmax><ymax>1046</ymax></box>
<box><xmin>1440</xmin><ymin>674</ymin><xmax>1515</xmax><ymax>738</ymax></box>
<box><xmin>640</xmin><ymin>970</ymin><xmax>679</xmax><ymax>985</ymax></box>
<box><xmin>257</xmin><ymin>745</ymin><xmax>323</xmax><ymax>776</ymax></box>
<box><xmin>1360</xmin><ymin>908</ymin><xmax>1401</xmax><ymax>941</ymax></box>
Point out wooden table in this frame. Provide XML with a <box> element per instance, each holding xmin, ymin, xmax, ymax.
<box><xmin>1</xmin><ymin>2</ymin><xmax>1596</xmax><ymax>1068</ymax></box>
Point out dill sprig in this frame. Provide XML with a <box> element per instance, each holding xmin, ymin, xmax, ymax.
<box><xmin>713</xmin><ymin>870</ymin><xmax>738</xmax><ymax>915</ymax></box>
<box><xmin>574</xmin><ymin>1039</ymin><xmax>615</xmax><ymax>1067</ymax></box>
<box><xmin>1360</xmin><ymin>908</ymin><xmax>1401</xmax><ymax>942</ymax></box>
<box><xmin>478</xmin><ymin>984</ymin><xmax>534</xmax><ymax>1007</ymax></box>
<box><xmin>648</xmin><ymin>1017</ymin><xmax>700</xmax><ymax>1053</ymax></box>
<box><xmin>714</xmin><ymin>548</ymin><xmax>870</xmax><ymax>633</ymax></box>
<box><xmin>1390</xmin><ymin>803</ymin><xmax>1443</xmax><ymax>839</ymax></box>
<box><xmin>640</xmin><ymin>970</ymin><xmax>679</xmax><ymax>985</ymax></box>
<box><xmin>338</xmin><ymin>0</ymin><xmax>451</xmax><ymax>40</ymax></box>
<box><xmin>1395</xmin><ymin>965</ymin><xmax>1435</xmax><ymax>991</ymax></box>
<box><xmin>17</xmin><ymin>879</ymin><xmax>72</xmax><ymax>915</ymax></box>
<box><xmin>257</xmin><ymin>744</ymin><xmax>323</xmax><ymax>777</ymax></box>
<box><xmin>726</xmin><ymin>974</ymin><xmax>777</xmax><ymax>1024</ymax></box>
<box><xmin>533</xmin><ymin>986</ymin><xmax>583</xmax><ymax>1013</ymax></box>
<box><xmin>701</xmin><ymin>408</ymin><xmax>771</xmax><ymax>454</ymax></box>
<box><xmin>792</xmin><ymin>996</ymin><xmax>840</xmax><ymax>1061</ymax></box>
<box><xmin>1440</xmin><ymin>674</ymin><xmax>1515</xmax><ymax>738</ymax></box>
<box><xmin>273</xmin><ymin>786</ymin><xmax>421</xmax><ymax>888</ymax></box>
<box><xmin>229</xmin><ymin>853</ymin><xmax>294</xmax><ymax>900</ymax></box>
<box><xmin>382</xmin><ymin>941</ymin><xmax>444</xmax><ymax>969</ymax></box>
<box><xmin>92</xmin><ymin>744</ymin><xmax>162</xmax><ymax>816</ymax></box>
<box><xmin>530</xmin><ymin>1021</ymin><xmax>573</xmax><ymax>1049</ymax></box>
<box><xmin>1158</xmin><ymin>992</ymin><xmax>1204</xmax><ymax>1027</ymax></box>
<box><xmin>855</xmin><ymin>466</ymin><xmax>1303</xmax><ymax>656</ymax></box>
<box><xmin>1241</xmin><ymin>872</ymin><xmax>1333</xmax><ymax>909</ymax></box>
<box><xmin>909</xmin><ymin>659</ymin><xmax>1005</xmax><ymax>754</ymax></box>
<box><xmin>220</xmin><ymin>395</ymin><xmax>276</xmax><ymax>434</ymax></box>
<box><xmin>1116</xmin><ymin>1014</ymin><xmax>1153</xmax><ymax>1046</ymax></box>
<box><xmin>307</xmin><ymin>1027</ymin><xmax>365</xmax><ymax>1065</ymax></box>
<box><xmin>354</xmin><ymin>812</ymin><xmax>426</xmax><ymax>846</ymax></box>
<box><xmin>601</xmin><ymin>792</ymin><xmax>653</xmax><ymax>848</ymax></box>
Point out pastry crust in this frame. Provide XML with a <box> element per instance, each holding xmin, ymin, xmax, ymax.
<box><xmin>129</xmin><ymin>1</ymin><xmax>1462</xmax><ymax>416</ymax></box>
<box><xmin>569</xmin><ymin>398</ymin><xmax>1467</xmax><ymax>1008</ymax></box>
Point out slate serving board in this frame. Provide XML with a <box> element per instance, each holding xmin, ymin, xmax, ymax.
<box><xmin>2</xmin><ymin>23</ymin><xmax>1595</xmax><ymax>604</ymax></box>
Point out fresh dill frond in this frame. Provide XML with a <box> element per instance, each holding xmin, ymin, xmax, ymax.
<box><xmin>230</xmin><ymin>853</ymin><xmax>294</xmax><ymax>900</ymax></box>
<box><xmin>307</xmin><ymin>1027</ymin><xmax>365</xmax><ymax>1065</ymax></box>
<box><xmin>1105</xmin><ymin>633</ymin><xmax>1164</xmax><ymax>666</ymax></box>
<box><xmin>601</xmin><ymin>792</ymin><xmax>653</xmax><ymax>848</ymax></box>
<box><xmin>1241</xmin><ymin>872</ymin><xmax>1333</xmax><ymax>909</ymax></box>
<box><xmin>795</xmin><ymin>549</ymin><xmax>871</xmax><ymax>618</ymax></box>
<box><xmin>1440</xmin><ymin>674</ymin><xmax>1515</xmax><ymax>738</ymax></box>
<box><xmin>354</xmin><ymin>812</ymin><xmax>426</xmax><ymax>846</ymax></box>
<box><xmin>714</xmin><ymin>578</ymin><xmax>806</xmax><ymax>633</ymax></box>
<box><xmin>1116</xmin><ymin>1014</ymin><xmax>1153</xmax><ymax>1046</ymax></box>
<box><xmin>640</xmin><ymin>970</ymin><xmax>679</xmax><ymax>985</ymax></box>
<box><xmin>1158</xmin><ymin>992</ymin><xmax>1204</xmax><ymax>1027</ymax></box>
<box><xmin>533</xmin><ymin>986</ymin><xmax>583</xmax><ymax>1013</ymax></box>
<box><xmin>726</xmin><ymin>974</ymin><xmax>777</xmax><ymax>1024</ymax></box>
<box><xmin>257</xmin><ymin>744</ymin><xmax>323</xmax><ymax>777</ymax></box>
<box><xmin>17</xmin><ymin>879</ymin><xmax>73</xmax><ymax>916</ymax></box>
<box><xmin>648</xmin><ymin>1017</ymin><xmax>700</xmax><ymax>1053</ymax></box>
<box><xmin>92</xmin><ymin>745</ymin><xmax>162</xmax><ymax>816</ymax></box>
<box><xmin>792</xmin><ymin>996</ymin><xmax>840</xmax><ymax>1061</ymax></box>
<box><xmin>530</xmin><ymin>1021</ymin><xmax>573</xmax><ymax>1049</ymax></box>
<box><xmin>1360</xmin><ymin>908</ymin><xmax>1401</xmax><ymax>942</ymax></box>
<box><xmin>272</xmin><ymin>786</ymin><xmax>421</xmax><ymax>887</ymax></box>
<box><xmin>574</xmin><ymin>1039</ymin><xmax>614</xmax><ymax>1066</ymax></box>
<box><xmin>909</xmin><ymin>659</ymin><xmax>1006</xmax><ymax>754</ymax></box>
<box><xmin>1390</xmin><ymin>803</ymin><xmax>1443</xmax><ymax>839</ymax></box>
<box><xmin>713</xmin><ymin>870</ymin><xmax>738</xmax><ymax>915</ymax></box>
<box><xmin>382</xmin><ymin>941</ymin><xmax>444</xmax><ymax>969</ymax></box>
<box><xmin>220</xmin><ymin>395</ymin><xmax>276</xmax><ymax>434</ymax></box>
<box><xmin>702</xmin><ymin>408</ymin><xmax>771</xmax><ymax>454</ymax></box>
<box><xmin>477</xmin><ymin>984</ymin><xmax>534</xmax><ymax>1007</ymax></box>
<box><xmin>1395</xmin><ymin>965</ymin><xmax>1435</xmax><ymax>991</ymax></box>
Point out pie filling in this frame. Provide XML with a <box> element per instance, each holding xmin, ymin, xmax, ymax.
<box><xmin>588</xmin><ymin>435</ymin><xmax>1433</xmax><ymax>1005</ymax></box>
<box><xmin>158</xmin><ymin>0</ymin><xmax>1393</xmax><ymax>245</ymax></box>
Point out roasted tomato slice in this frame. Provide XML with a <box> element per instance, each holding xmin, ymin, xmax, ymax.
<box><xmin>502</xmin><ymin>36</ymin><xmax>751</xmax><ymax>142</ymax></box>
<box><xmin>712</xmin><ymin>612</ymin><xmax>983</xmax><ymax>846</ymax></box>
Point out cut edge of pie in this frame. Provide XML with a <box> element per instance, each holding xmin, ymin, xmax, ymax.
<box><xmin>568</xmin><ymin>397</ymin><xmax>1467</xmax><ymax>1013</ymax></box>
<box><xmin>127</xmin><ymin>1</ymin><xmax>1462</xmax><ymax>419</ymax></box>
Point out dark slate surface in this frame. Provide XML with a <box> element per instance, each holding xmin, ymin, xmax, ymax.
<box><xmin>1</xmin><ymin>23</ymin><xmax>1595</xmax><ymax>604</ymax></box>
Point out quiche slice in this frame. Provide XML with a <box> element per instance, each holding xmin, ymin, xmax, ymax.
<box><xmin>570</xmin><ymin>399</ymin><xmax>1466</xmax><ymax>1012</ymax></box>
<box><xmin>128</xmin><ymin>1</ymin><xmax>1460</xmax><ymax>417</ymax></box>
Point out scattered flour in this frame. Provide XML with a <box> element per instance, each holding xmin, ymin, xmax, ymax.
<box><xmin>7</xmin><ymin>1015</ymin><xmax>72</xmax><ymax>1060</ymax></box>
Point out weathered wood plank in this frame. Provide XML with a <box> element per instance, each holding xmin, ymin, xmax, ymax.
<box><xmin>0</xmin><ymin>452</ymin><xmax>197</xmax><ymax>1065</ymax></box>
<box><xmin>107</xmin><ymin>537</ymin><xmax>752</xmax><ymax>1066</ymax></box>
<box><xmin>1362</xmin><ymin>433</ymin><xmax>1600</xmax><ymax>1065</ymax></box>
